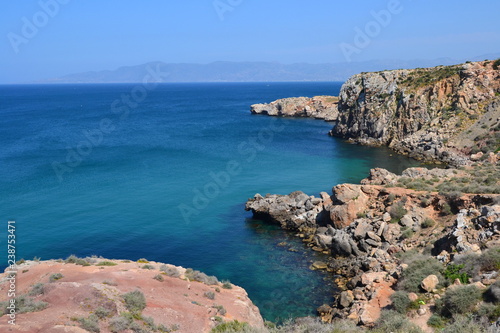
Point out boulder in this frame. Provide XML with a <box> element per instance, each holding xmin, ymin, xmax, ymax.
<box><xmin>338</xmin><ymin>290</ymin><xmax>354</xmax><ymax>308</ymax></box>
<box><xmin>421</xmin><ymin>275</ymin><xmax>439</xmax><ymax>292</ymax></box>
<box><xmin>330</xmin><ymin>184</ymin><xmax>369</xmax><ymax>228</ymax></box>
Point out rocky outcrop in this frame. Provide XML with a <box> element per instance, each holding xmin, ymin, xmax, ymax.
<box><xmin>246</xmin><ymin>165</ymin><xmax>500</xmax><ymax>326</ymax></box>
<box><xmin>251</xmin><ymin>96</ymin><xmax>339</xmax><ymax>121</ymax></box>
<box><xmin>330</xmin><ymin>61</ymin><xmax>500</xmax><ymax>164</ymax></box>
<box><xmin>0</xmin><ymin>259</ymin><xmax>264</xmax><ymax>333</ymax></box>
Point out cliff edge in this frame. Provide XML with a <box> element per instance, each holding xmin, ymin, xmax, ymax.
<box><xmin>331</xmin><ymin>60</ymin><xmax>500</xmax><ymax>164</ymax></box>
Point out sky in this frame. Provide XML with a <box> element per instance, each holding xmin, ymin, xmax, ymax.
<box><xmin>1</xmin><ymin>0</ymin><xmax>500</xmax><ymax>83</ymax></box>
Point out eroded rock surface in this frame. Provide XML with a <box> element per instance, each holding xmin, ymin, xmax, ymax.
<box><xmin>251</xmin><ymin>96</ymin><xmax>339</xmax><ymax>121</ymax></box>
<box><xmin>0</xmin><ymin>259</ymin><xmax>264</xmax><ymax>333</ymax></box>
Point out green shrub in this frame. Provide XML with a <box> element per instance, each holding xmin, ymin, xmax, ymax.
<box><xmin>129</xmin><ymin>321</ymin><xmax>150</xmax><ymax>333</ymax></box>
<box><xmin>443</xmin><ymin>264</ymin><xmax>470</xmax><ymax>284</ymax></box>
<box><xmin>427</xmin><ymin>314</ymin><xmax>446</xmax><ymax>329</ymax></box>
<box><xmin>109</xmin><ymin>314</ymin><xmax>132</xmax><ymax>332</ymax></box>
<box><xmin>222</xmin><ymin>281</ymin><xmax>233</xmax><ymax>289</ymax></box>
<box><xmin>389</xmin><ymin>201</ymin><xmax>407</xmax><ymax>223</ymax></box>
<box><xmin>421</xmin><ymin>218</ymin><xmax>435</xmax><ymax>228</ymax></box>
<box><xmin>66</xmin><ymin>255</ymin><xmax>91</xmax><ymax>266</ymax></box>
<box><xmin>78</xmin><ymin>314</ymin><xmax>100</xmax><ymax>333</ymax></box>
<box><xmin>184</xmin><ymin>268</ymin><xmax>219</xmax><ymax>285</ymax></box>
<box><xmin>153</xmin><ymin>274</ymin><xmax>164</xmax><ymax>282</ymax></box>
<box><xmin>390</xmin><ymin>291</ymin><xmax>411</xmax><ymax>314</ymax></box>
<box><xmin>476</xmin><ymin>302</ymin><xmax>500</xmax><ymax>321</ymax></box>
<box><xmin>28</xmin><ymin>283</ymin><xmax>45</xmax><ymax>296</ymax></box>
<box><xmin>102</xmin><ymin>280</ymin><xmax>118</xmax><ymax>286</ymax></box>
<box><xmin>96</xmin><ymin>261</ymin><xmax>117</xmax><ymax>266</ymax></box>
<box><xmin>204</xmin><ymin>291</ymin><xmax>215</xmax><ymax>300</ymax></box>
<box><xmin>373</xmin><ymin>310</ymin><xmax>423</xmax><ymax>333</ymax></box>
<box><xmin>137</xmin><ymin>258</ymin><xmax>149</xmax><ymax>263</ymax></box>
<box><xmin>442</xmin><ymin>285</ymin><xmax>482</xmax><ymax>316</ymax></box>
<box><xmin>399</xmin><ymin>257</ymin><xmax>444</xmax><ymax>293</ymax></box>
<box><xmin>493</xmin><ymin>59</ymin><xmax>500</xmax><ymax>70</ymax></box>
<box><xmin>0</xmin><ymin>295</ymin><xmax>48</xmax><ymax>314</ymax></box>
<box><xmin>401</xmin><ymin>228</ymin><xmax>414</xmax><ymax>239</ymax></box>
<box><xmin>49</xmin><ymin>273</ymin><xmax>64</xmax><ymax>282</ymax></box>
<box><xmin>141</xmin><ymin>264</ymin><xmax>155</xmax><ymax>270</ymax></box>
<box><xmin>454</xmin><ymin>248</ymin><xmax>500</xmax><ymax>279</ymax></box>
<box><xmin>485</xmin><ymin>280</ymin><xmax>500</xmax><ymax>303</ymax></box>
<box><xmin>160</xmin><ymin>265</ymin><xmax>180</xmax><ymax>278</ymax></box>
<box><xmin>122</xmin><ymin>290</ymin><xmax>147</xmax><ymax>314</ymax></box>
<box><xmin>441</xmin><ymin>203</ymin><xmax>453</xmax><ymax>215</ymax></box>
<box><xmin>94</xmin><ymin>306</ymin><xmax>112</xmax><ymax>319</ymax></box>
<box><xmin>211</xmin><ymin>320</ymin><xmax>249</xmax><ymax>333</ymax></box>
<box><xmin>212</xmin><ymin>305</ymin><xmax>227</xmax><ymax>316</ymax></box>
<box><xmin>273</xmin><ymin>317</ymin><xmax>364</xmax><ymax>333</ymax></box>
<box><xmin>441</xmin><ymin>315</ymin><xmax>488</xmax><ymax>333</ymax></box>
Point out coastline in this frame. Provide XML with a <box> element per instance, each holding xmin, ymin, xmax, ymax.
<box><xmin>245</xmin><ymin>60</ymin><xmax>500</xmax><ymax>330</ymax></box>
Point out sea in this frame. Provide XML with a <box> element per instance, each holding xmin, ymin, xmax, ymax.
<box><xmin>0</xmin><ymin>82</ymin><xmax>423</xmax><ymax>322</ymax></box>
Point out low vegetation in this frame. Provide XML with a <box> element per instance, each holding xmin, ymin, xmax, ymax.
<box><xmin>398</xmin><ymin>255</ymin><xmax>444</xmax><ymax>293</ymax></box>
<box><xmin>122</xmin><ymin>290</ymin><xmax>146</xmax><ymax>314</ymax></box>
<box><xmin>0</xmin><ymin>295</ymin><xmax>48</xmax><ymax>314</ymax></box>
<box><xmin>184</xmin><ymin>268</ymin><xmax>219</xmax><ymax>285</ymax></box>
<box><xmin>49</xmin><ymin>273</ymin><xmax>64</xmax><ymax>282</ymax></box>
<box><xmin>77</xmin><ymin>314</ymin><xmax>100</xmax><ymax>333</ymax></box>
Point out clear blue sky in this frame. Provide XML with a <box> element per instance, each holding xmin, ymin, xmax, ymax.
<box><xmin>1</xmin><ymin>0</ymin><xmax>499</xmax><ymax>83</ymax></box>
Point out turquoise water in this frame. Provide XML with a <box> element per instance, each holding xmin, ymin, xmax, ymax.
<box><xmin>0</xmin><ymin>82</ymin><xmax>422</xmax><ymax>321</ymax></box>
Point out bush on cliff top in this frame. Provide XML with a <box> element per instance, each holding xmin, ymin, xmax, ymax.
<box><xmin>398</xmin><ymin>256</ymin><xmax>444</xmax><ymax>293</ymax></box>
<box><xmin>122</xmin><ymin>290</ymin><xmax>146</xmax><ymax>314</ymax></box>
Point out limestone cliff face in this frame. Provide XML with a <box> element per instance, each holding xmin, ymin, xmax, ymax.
<box><xmin>331</xmin><ymin>61</ymin><xmax>500</xmax><ymax>164</ymax></box>
<box><xmin>251</xmin><ymin>96</ymin><xmax>339</xmax><ymax>121</ymax></box>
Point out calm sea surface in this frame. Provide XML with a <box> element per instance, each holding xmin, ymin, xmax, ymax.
<box><xmin>0</xmin><ymin>82</ymin><xmax>423</xmax><ymax>321</ymax></box>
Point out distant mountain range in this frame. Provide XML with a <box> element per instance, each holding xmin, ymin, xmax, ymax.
<box><xmin>40</xmin><ymin>53</ymin><xmax>500</xmax><ymax>83</ymax></box>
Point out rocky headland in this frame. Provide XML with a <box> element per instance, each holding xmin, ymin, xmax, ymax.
<box><xmin>0</xmin><ymin>258</ymin><xmax>263</xmax><ymax>333</ymax></box>
<box><xmin>246</xmin><ymin>60</ymin><xmax>500</xmax><ymax>332</ymax></box>
<box><xmin>331</xmin><ymin>60</ymin><xmax>500</xmax><ymax>165</ymax></box>
<box><xmin>250</xmin><ymin>96</ymin><xmax>339</xmax><ymax>121</ymax></box>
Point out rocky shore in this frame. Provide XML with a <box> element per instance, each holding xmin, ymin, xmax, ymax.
<box><xmin>246</xmin><ymin>165</ymin><xmax>500</xmax><ymax>327</ymax></box>
<box><xmin>250</xmin><ymin>95</ymin><xmax>339</xmax><ymax>121</ymax></box>
<box><xmin>0</xmin><ymin>258</ymin><xmax>264</xmax><ymax>333</ymax></box>
<box><xmin>246</xmin><ymin>60</ymin><xmax>500</xmax><ymax>331</ymax></box>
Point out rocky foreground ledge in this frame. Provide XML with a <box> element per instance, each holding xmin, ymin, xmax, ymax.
<box><xmin>250</xmin><ymin>96</ymin><xmax>339</xmax><ymax>121</ymax></box>
<box><xmin>0</xmin><ymin>258</ymin><xmax>263</xmax><ymax>333</ymax></box>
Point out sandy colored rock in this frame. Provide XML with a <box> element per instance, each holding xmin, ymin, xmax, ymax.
<box><xmin>251</xmin><ymin>95</ymin><xmax>339</xmax><ymax>121</ymax></box>
<box><xmin>421</xmin><ymin>274</ymin><xmax>439</xmax><ymax>292</ymax></box>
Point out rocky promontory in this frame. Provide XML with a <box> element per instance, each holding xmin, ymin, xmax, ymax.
<box><xmin>251</xmin><ymin>96</ymin><xmax>339</xmax><ymax>121</ymax></box>
<box><xmin>0</xmin><ymin>258</ymin><xmax>264</xmax><ymax>333</ymax></box>
<box><xmin>331</xmin><ymin>61</ymin><xmax>500</xmax><ymax>165</ymax></box>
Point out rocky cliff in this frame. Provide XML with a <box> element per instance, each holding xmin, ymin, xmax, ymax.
<box><xmin>331</xmin><ymin>60</ymin><xmax>500</xmax><ymax>164</ymax></box>
<box><xmin>251</xmin><ymin>96</ymin><xmax>339</xmax><ymax>121</ymax></box>
<box><xmin>0</xmin><ymin>259</ymin><xmax>264</xmax><ymax>333</ymax></box>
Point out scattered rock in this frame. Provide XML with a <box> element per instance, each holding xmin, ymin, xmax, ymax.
<box><xmin>421</xmin><ymin>275</ymin><xmax>439</xmax><ymax>292</ymax></box>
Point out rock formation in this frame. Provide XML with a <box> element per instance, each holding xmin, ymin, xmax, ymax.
<box><xmin>246</xmin><ymin>164</ymin><xmax>500</xmax><ymax>326</ymax></box>
<box><xmin>0</xmin><ymin>259</ymin><xmax>264</xmax><ymax>333</ymax></box>
<box><xmin>330</xmin><ymin>61</ymin><xmax>500</xmax><ymax>164</ymax></box>
<box><xmin>251</xmin><ymin>96</ymin><xmax>339</xmax><ymax>121</ymax></box>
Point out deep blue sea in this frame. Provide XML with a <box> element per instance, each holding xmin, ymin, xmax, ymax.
<box><xmin>0</xmin><ymin>82</ymin><xmax>422</xmax><ymax>322</ymax></box>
